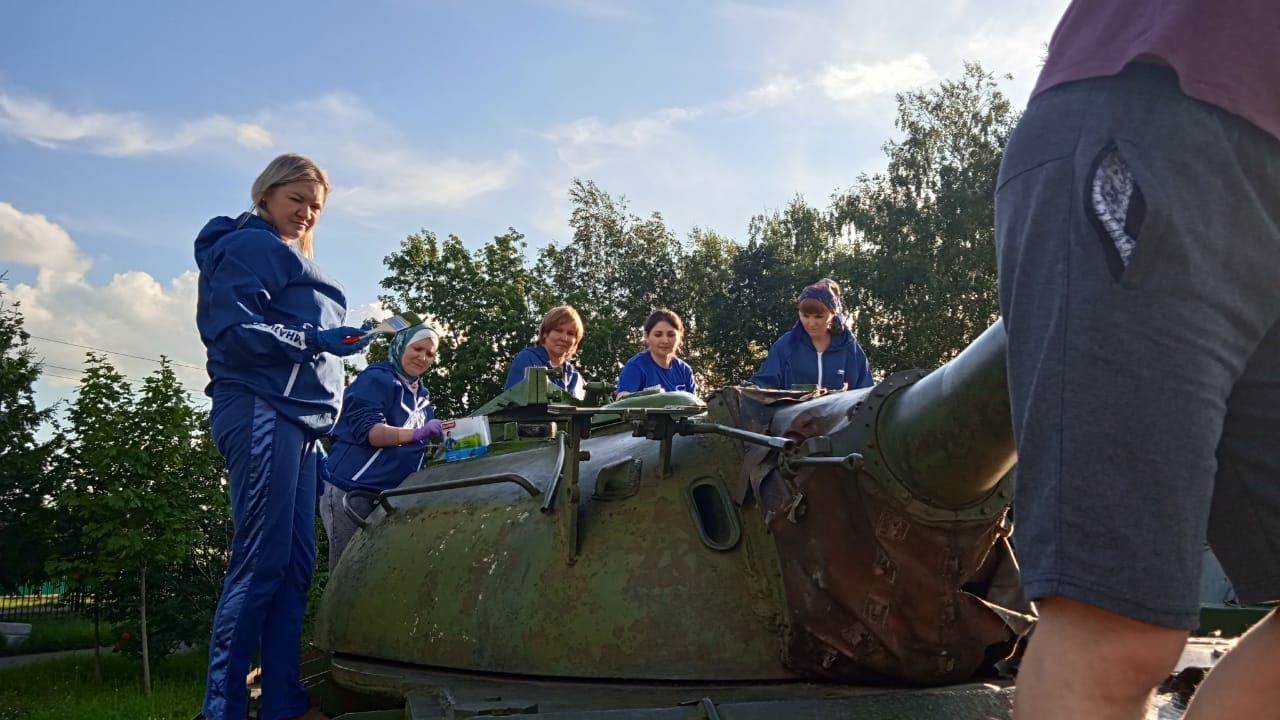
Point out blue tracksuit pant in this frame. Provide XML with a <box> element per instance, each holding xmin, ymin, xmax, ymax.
<box><xmin>203</xmin><ymin>392</ymin><xmax>318</xmax><ymax>720</ymax></box>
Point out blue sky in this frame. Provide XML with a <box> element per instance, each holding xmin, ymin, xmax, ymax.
<box><xmin>0</xmin><ymin>0</ymin><xmax>1067</xmax><ymax>411</ymax></box>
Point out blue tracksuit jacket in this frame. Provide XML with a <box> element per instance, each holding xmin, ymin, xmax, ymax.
<box><xmin>503</xmin><ymin>345</ymin><xmax>586</xmax><ymax>399</ymax></box>
<box><xmin>747</xmin><ymin>322</ymin><xmax>873</xmax><ymax>391</ymax></box>
<box><xmin>195</xmin><ymin>213</ymin><xmax>348</xmax><ymax>433</ymax></box>
<box><xmin>326</xmin><ymin>362</ymin><xmax>434</xmax><ymax>493</ymax></box>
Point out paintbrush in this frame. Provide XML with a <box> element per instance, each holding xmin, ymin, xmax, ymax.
<box><xmin>342</xmin><ymin>311</ymin><xmax>423</xmax><ymax>344</ymax></box>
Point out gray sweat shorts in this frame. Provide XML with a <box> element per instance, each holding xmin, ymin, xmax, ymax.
<box><xmin>996</xmin><ymin>64</ymin><xmax>1280</xmax><ymax>629</ymax></box>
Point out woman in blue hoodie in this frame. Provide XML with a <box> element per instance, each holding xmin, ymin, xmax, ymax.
<box><xmin>503</xmin><ymin>304</ymin><xmax>587</xmax><ymax>400</ymax></box>
<box><xmin>746</xmin><ymin>279</ymin><xmax>874</xmax><ymax>391</ymax></box>
<box><xmin>320</xmin><ymin>322</ymin><xmax>444</xmax><ymax>571</ymax></box>
<box><xmin>195</xmin><ymin>153</ymin><xmax>372</xmax><ymax>720</ymax></box>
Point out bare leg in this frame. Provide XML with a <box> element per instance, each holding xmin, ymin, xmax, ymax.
<box><xmin>1183</xmin><ymin>609</ymin><xmax>1280</xmax><ymax>719</ymax></box>
<box><xmin>1014</xmin><ymin>596</ymin><xmax>1188</xmax><ymax>720</ymax></box>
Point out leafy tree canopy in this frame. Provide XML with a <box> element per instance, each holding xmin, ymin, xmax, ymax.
<box><xmin>375</xmin><ymin>62</ymin><xmax>1015</xmax><ymax>411</ymax></box>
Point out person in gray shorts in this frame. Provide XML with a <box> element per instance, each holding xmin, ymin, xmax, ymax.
<box><xmin>995</xmin><ymin>2</ymin><xmax>1280</xmax><ymax>719</ymax></box>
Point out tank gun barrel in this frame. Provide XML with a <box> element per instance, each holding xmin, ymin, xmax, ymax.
<box><xmin>874</xmin><ymin>320</ymin><xmax>1014</xmax><ymax>510</ymax></box>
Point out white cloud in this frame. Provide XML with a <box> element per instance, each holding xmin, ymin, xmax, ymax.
<box><xmin>7</xmin><ymin>266</ymin><xmax>208</xmax><ymax>397</ymax></box>
<box><xmin>236</xmin><ymin>123</ymin><xmax>274</xmax><ymax>150</ymax></box>
<box><xmin>960</xmin><ymin>6</ymin><xmax>1065</xmax><ymax>102</ymax></box>
<box><xmin>740</xmin><ymin>76</ymin><xmax>804</xmax><ymax>109</ymax></box>
<box><xmin>545</xmin><ymin>107</ymin><xmax>701</xmax><ymax>171</ymax></box>
<box><xmin>540</xmin><ymin>49</ymin><xmax>937</xmax><ymax>174</ymax></box>
<box><xmin>0</xmin><ymin>203</ymin><xmax>206</xmax><ymax>397</ymax></box>
<box><xmin>0</xmin><ymin>202</ymin><xmax>90</xmax><ymax>279</ymax></box>
<box><xmin>1</xmin><ymin>202</ymin><xmax>381</xmax><ymax>405</ymax></box>
<box><xmin>1</xmin><ymin>87</ymin><xmax>526</xmax><ymax>218</ymax></box>
<box><xmin>347</xmin><ymin>301</ymin><xmax>394</xmax><ymax>325</ymax></box>
<box><xmin>250</xmin><ymin>92</ymin><xmax>520</xmax><ymax>215</ymax></box>
<box><xmin>0</xmin><ymin>91</ymin><xmax>272</xmax><ymax>156</ymax></box>
<box><xmin>819</xmin><ymin>54</ymin><xmax>937</xmax><ymax>102</ymax></box>
<box><xmin>334</xmin><ymin>146</ymin><xmax>522</xmax><ymax>215</ymax></box>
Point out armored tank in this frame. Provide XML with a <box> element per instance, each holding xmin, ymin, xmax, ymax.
<box><xmin>306</xmin><ymin>320</ymin><xmax>1049</xmax><ymax>718</ymax></box>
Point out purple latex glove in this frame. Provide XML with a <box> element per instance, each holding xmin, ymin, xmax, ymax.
<box><xmin>411</xmin><ymin>419</ymin><xmax>444</xmax><ymax>443</ymax></box>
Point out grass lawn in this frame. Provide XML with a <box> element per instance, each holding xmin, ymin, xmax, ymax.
<box><xmin>0</xmin><ymin>616</ymin><xmax>99</xmax><ymax>657</ymax></box>
<box><xmin>0</xmin><ymin>649</ymin><xmax>206</xmax><ymax>720</ymax></box>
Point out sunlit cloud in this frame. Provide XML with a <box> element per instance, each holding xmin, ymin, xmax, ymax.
<box><xmin>0</xmin><ymin>201</ymin><xmax>91</xmax><ymax>288</ymax></box>
<box><xmin>818</xmin><ymin>54</ymin><xmax>937</xmax><ymax>101</ymax></box>
<box><xmin>1</xmin><ymin>202</ymin><xmax>377</xmax><ymax>402</ymax></box>
<box><xmin>251</xmin><ymin>92</ymin><xmax>521</xmax><ymax>215</ymax></box>
<box><xmin>0</xmin><ymin>91</ymin><xmax>272</xmax><ymax>156</ymax></box>
<box><xmin>545</xmin><ymin>107</ymin><xmax>701</xmax><ymax>170</ymax></box>
<box><xmin>333</xmin><ymin>147</ymin><xmax>522</xmax><ymax>215</ymax></box>
<box><xmin>740</xmin><ymin>76</ymin><xmax>804</xmax><ymax>109</ymax></box>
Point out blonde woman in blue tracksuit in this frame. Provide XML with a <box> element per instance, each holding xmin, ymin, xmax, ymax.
<box><xmin>746</xmin><ymin>279</ymin><xmax>873</xmax><ymax>391</ymax></box>
<box><xmin>195</xmin><ymin>153</ymin><xmax>372</xmax><ymax>720</ymax></box>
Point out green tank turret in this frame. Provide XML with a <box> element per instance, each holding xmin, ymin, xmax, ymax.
<box><xmin>307</xmin><ymin>320</ymin><xmax>1042</xmax><ymax>718</ymax></box>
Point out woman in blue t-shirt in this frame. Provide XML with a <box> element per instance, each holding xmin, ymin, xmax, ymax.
<box><xmin>746</xmin><ymin>279</ymin><xmax>873</xmax><ymax>391</ymax></box>
<box><xmin>616</xmin><ymin>308</ymin><xmax>698</xmax><ymax>398</ymax></box>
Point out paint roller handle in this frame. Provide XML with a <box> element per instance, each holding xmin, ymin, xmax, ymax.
<box><xmin>341</xmin><ymin>331</ymin><xmax>372</xmax><ymax>345</ymax></box>
<box><xmin>313</xmin><ymin>324</ymin><xmax>374</xmax><ymax>356</ymax></box>
<box><xmin>340</xmin><ymin>320</ymin><xmax>379</xmax><ymax>345</ymax></box>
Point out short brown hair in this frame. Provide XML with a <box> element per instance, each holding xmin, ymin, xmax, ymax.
<box><xmin>537</xmin><ymin>305</ymin><xmax>584</xmax><ymax>344</ymax></box>
<box><xmin>643</xmin><ymin>308</ymin><xmax>684</xmax><ymax>334</ymax></box>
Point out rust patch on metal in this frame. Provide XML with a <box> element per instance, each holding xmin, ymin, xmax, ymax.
<box><xmin>723</xmin><ymin>387</ymin><xmax>1029</xmax><ymax>686</ymax></box>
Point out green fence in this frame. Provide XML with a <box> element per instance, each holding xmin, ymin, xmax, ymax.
<box><xmin>0</xmin><ymin>578</ymin><xmax>88</xmax><ymax>622</ymax></box>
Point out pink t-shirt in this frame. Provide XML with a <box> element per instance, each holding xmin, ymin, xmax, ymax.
<box><xmin>1034</xmin><ymin>0</ymin><xmax>1280</xmax><ymax>142</ymax></box>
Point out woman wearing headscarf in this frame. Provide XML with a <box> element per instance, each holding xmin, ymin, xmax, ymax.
<box><xmin>320</xmin><ymin>322</ymin><xmax>444</xmax><ymax>570</ymax></box>
<box><xmin>746</xmin><ymin>279</ymin><xmax>874</xmax><ymax>391</ymax></box>
<box><xmin>195</xmin><ymin>153</ymin><xmax>372</xmax><ymax>720</ymax></box>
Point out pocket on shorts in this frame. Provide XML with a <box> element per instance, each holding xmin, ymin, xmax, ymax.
<box><xmin>1085</xmin><ymin>139</ymin><xmax>1167</xmax><ymax>289</ymax></box>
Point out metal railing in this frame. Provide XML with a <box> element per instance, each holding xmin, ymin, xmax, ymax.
<box><xmin>0</xmin><ymin>579</ymin><xmax>90</xmax><ymax>622</ymax></box>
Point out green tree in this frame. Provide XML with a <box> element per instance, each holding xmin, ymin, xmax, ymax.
<box><xmin>671</xmin><ymin>227</ymin><xmax>744</xmax><ymax>389</ymax></box>
<box><xmin>0</xmin><ymin>283</ymin><xmax>59</xmax><ymax>591</ymax></box>
<box><xmin>535</xmin><ymin>179</ymin><xmax>683</xmax><ymax>383</ymax></box>
<box><xmin>726</xmin><ymin>195</ymin><xmax>846</xmax><ymax>382</ymax></box>
<box><xmin>46</xmin><ymin>354</ymin><xmax>134</xmax><ymax>680</ymax></box>
<box><xmin>379</xmin><ymin>229</ymin><xmax>540</xmax><ymax>416</ymax></box>
<box><xmin>49</xmin><ymin>357</ymin><xmax>223</xmax><ymax>693</ymax></box>
<box><xmin>832</xmin><ymin>61</ymin><xmax>1016</xmax><ymax>371</ymax></box>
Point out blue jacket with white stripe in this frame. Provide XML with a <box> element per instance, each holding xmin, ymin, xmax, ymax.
<box><xmin>746</xmin><ymin>322</ymin><xmax>874</xmax><ymax>391</ymax></box>
<box><xmin>195</xmin><ymin>213</ymin><xmax>349</xmax><ymax>433</ymax></box>
<box><xmin>325</xmin><ymin>362</ymin><xmax>435</xmax><ymax>492</ymax></box>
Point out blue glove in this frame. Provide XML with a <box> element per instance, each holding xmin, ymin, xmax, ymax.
<box><xmin>411</xmin><ymin>419</ymin><xmax>444</xmax><ymax>443</ymax></box>
<box><xmin>311</xmin><ymin>324</ymin><xmax>374</xmax><ymax>356</ymax></box>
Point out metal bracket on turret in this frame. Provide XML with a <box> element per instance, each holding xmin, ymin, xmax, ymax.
<box><xmin>778</xmin><ymin>435</ymin><xmax>865</xmax><ymax>477</ymax></box>
<box><xmin>542</xmin><ymin>403</ymin><xmax>703</xmax><ymax>563</ymax></box>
